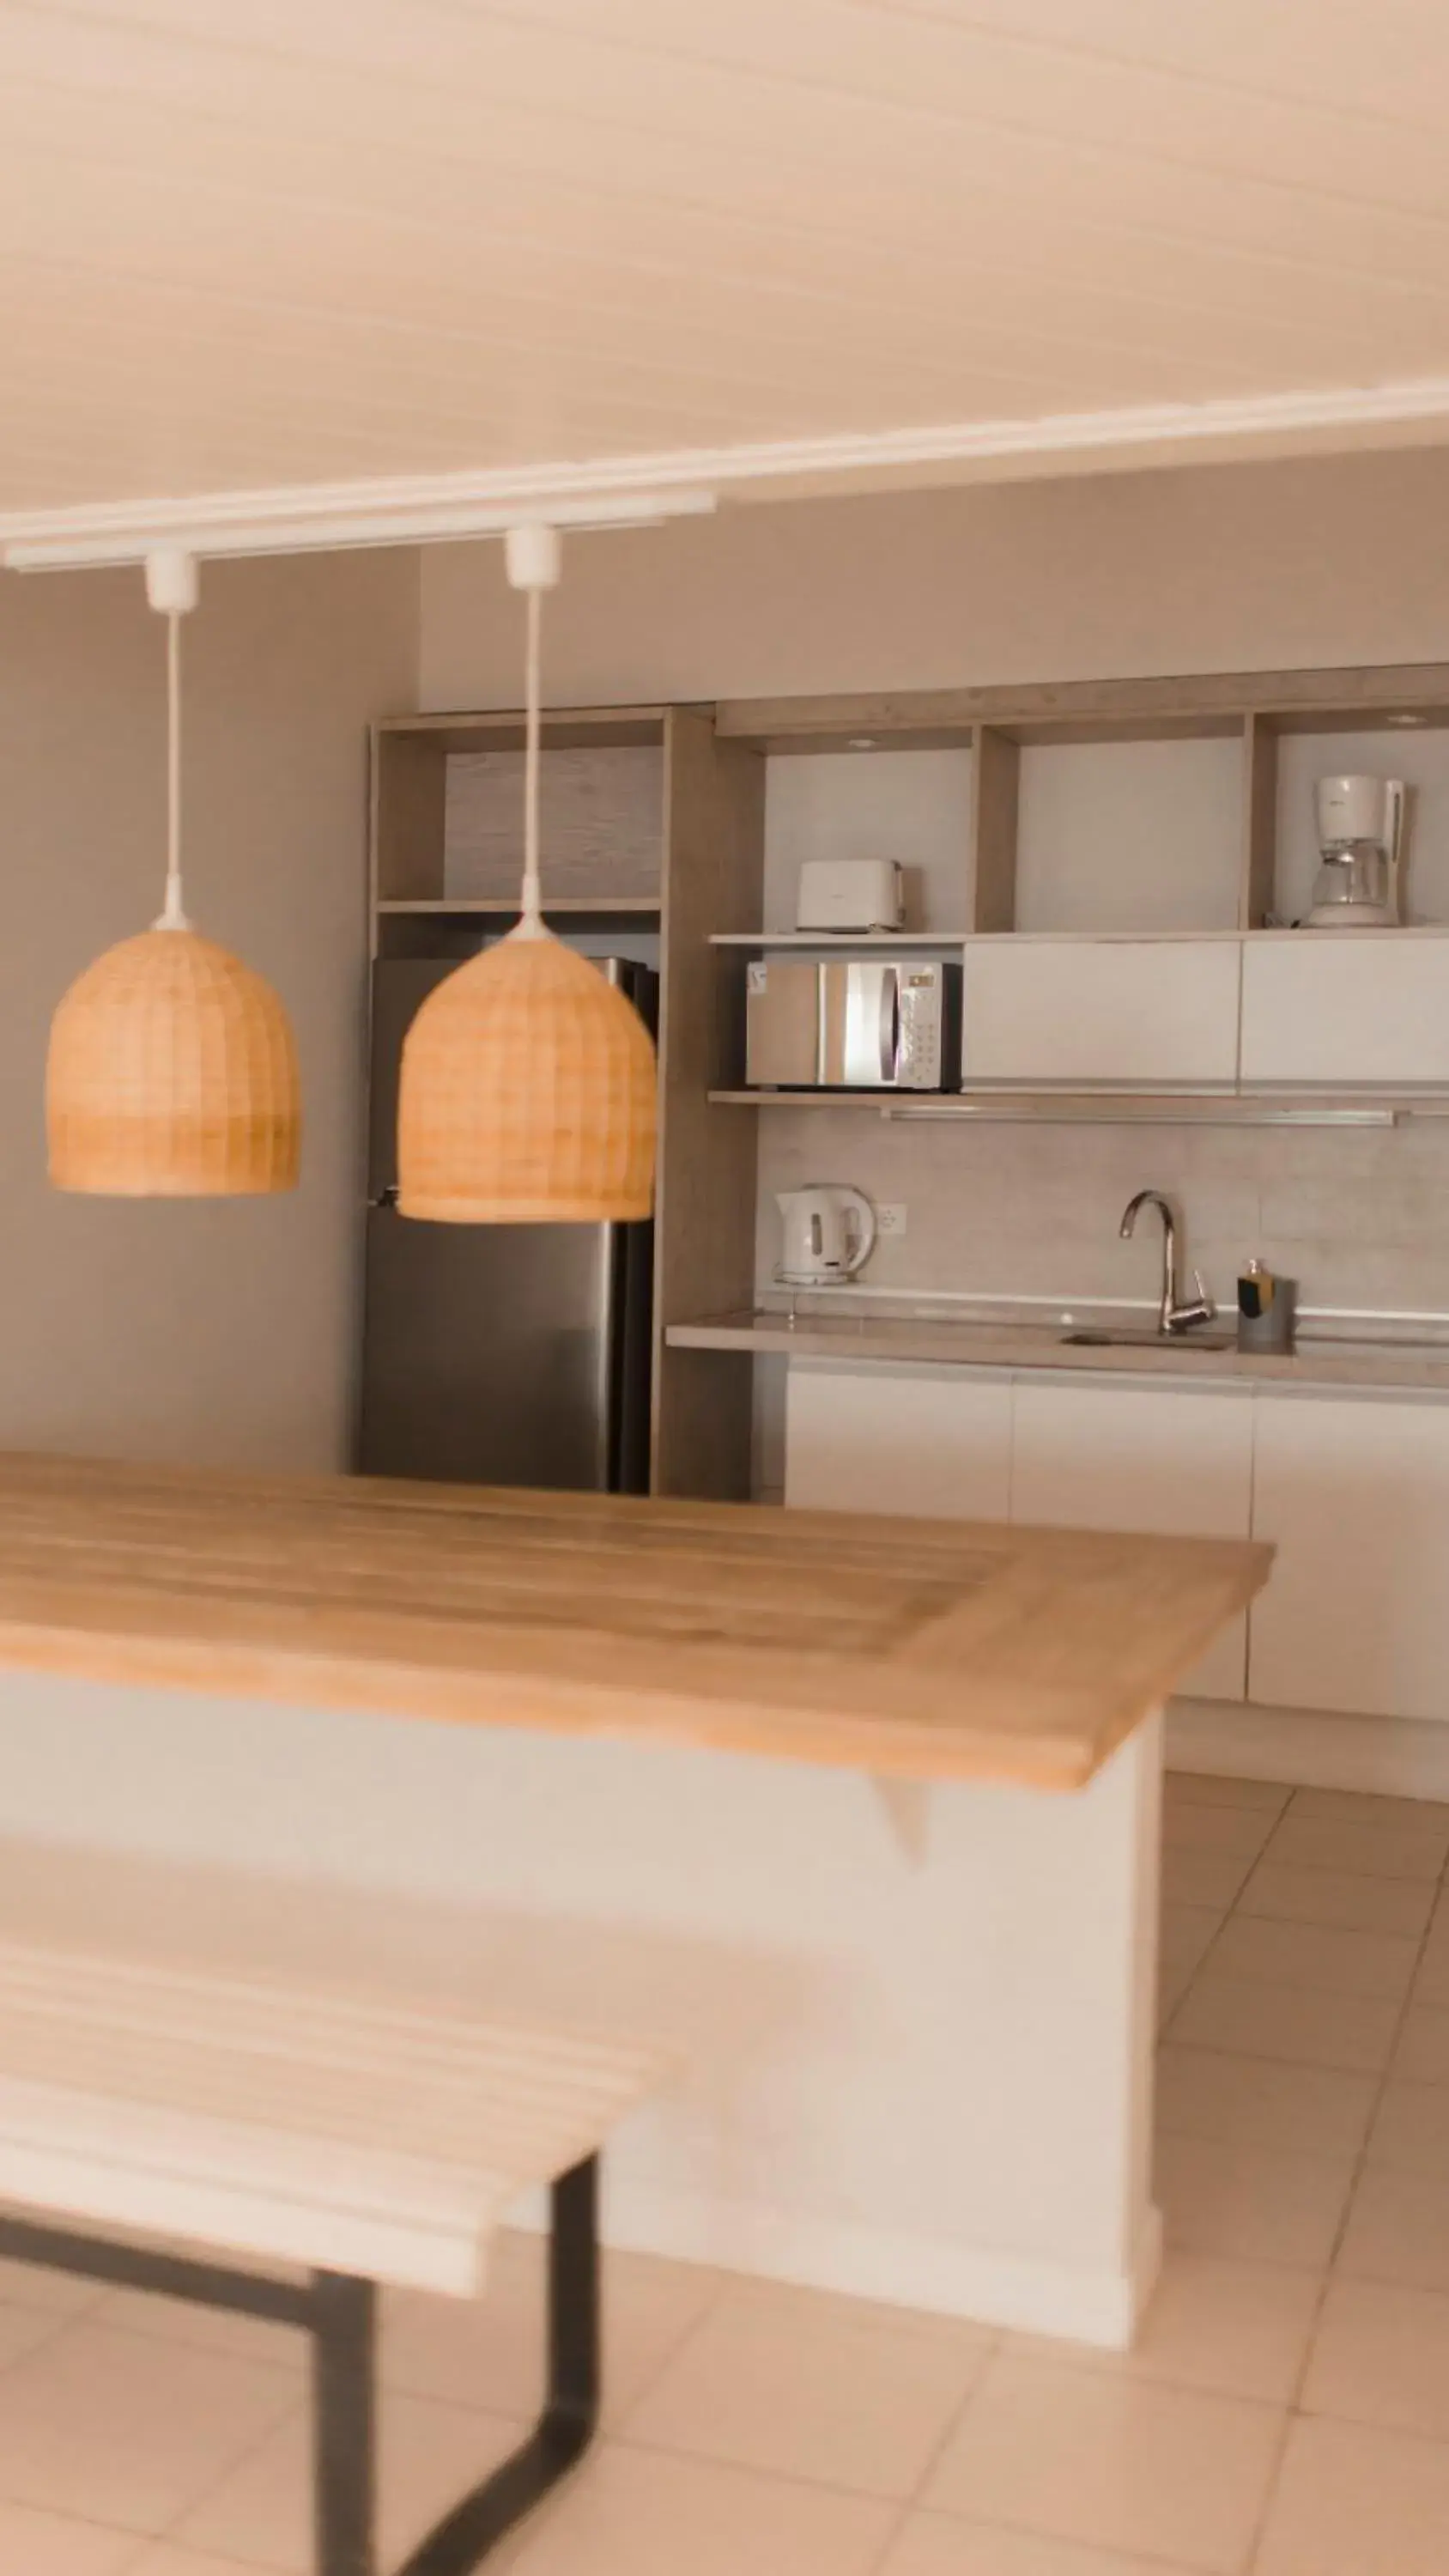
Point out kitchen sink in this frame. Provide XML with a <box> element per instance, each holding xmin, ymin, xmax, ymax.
<box><xmin>1059</xmin><ymin>1328</ymin><xmax>1237</xmax><ymax>1352</ymax></box>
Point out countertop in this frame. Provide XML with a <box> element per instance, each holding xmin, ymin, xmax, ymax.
<box><xmin>665</xmin><ymin>1309</ymin><xmax>1449</xmax><ymax>1395</ymax></box>
<box><xmin>0</xmin><ymin>1451</ymin><xmax>1267</xmax><ymax>1791</ymax></box>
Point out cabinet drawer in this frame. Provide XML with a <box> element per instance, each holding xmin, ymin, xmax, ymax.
<box><xmin>961</xmin><ymin>941</ymin><xmax>1241</xmax><ymax>1087</ymax></box>
<box><xmin>1240</xmin><ymin>939</ymin><xmax>1449</xmax><ymax>1086</ymax></box>
<box><xmin>784</xmin><ymin>1364</ymin><xmax>1012</xmax><ymax>1521</ymax></box>
<box><xmin>1012</xmin><ymin>1381</ymin><xmax>1253</xmax><ymax>1702</ymax></box>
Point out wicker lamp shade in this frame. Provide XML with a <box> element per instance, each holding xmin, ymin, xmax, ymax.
<box><xmin>47</xmin><ymin>927</ymin><xmax>301</xmax><ymax>1197</ymax></box>
<box><xmin>397</xmin><ymin>927</ymin><xmax>655</xmax><ymax>1222</ymax></box>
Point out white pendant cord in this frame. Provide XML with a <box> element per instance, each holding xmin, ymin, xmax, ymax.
<box><xmin>145</xmin><ymin>548</ymin><xmax>198</xmax><ymax>933</ymax></box>
<box><xmin>518</xmin><ymin>580</ymin><xmax>543</xmax><ymax>935</ymax></box>
<box><xmin>157</xmin><ymin>610</ymin><xmax>189</xmax><ymax>930</ymax></box>
<box><xmin>503</xmin><ymin>522</ymin><xmax>561</xmax><ymax>945</ymax></box>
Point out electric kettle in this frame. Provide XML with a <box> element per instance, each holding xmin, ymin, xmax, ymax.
<box><xmin>775</xmin><ymin>1185</ymin><xmax>877</xmax><ymax>1288</ymax></box>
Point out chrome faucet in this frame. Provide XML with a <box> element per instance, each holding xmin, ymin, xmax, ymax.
<box><xmin>1119</xmin><ymin>1190</ymin><xmax>1216</xmax><ymax>1336</ymax></box>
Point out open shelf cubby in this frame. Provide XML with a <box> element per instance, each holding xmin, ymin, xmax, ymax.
<box><xmin>716</xmin><ymin>664</ymin><xmax>1449</xmax><ymax>939</ymax></box>
<box><xmin>372</xmin><ymin>709</ymin><xmax>671</xmax><ymax>917</ymax></box>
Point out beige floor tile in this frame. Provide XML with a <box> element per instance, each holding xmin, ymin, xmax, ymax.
<box><xmin>92</xmin><ymin>2290</ymin><xmax>304</xmax><ymax>2373</ymax></box>
<box><xmin>0</xmin><ymin>2321</ymin><xmax>296</xmax><ymax>2535</ymax></box>
<box><xmin>382</xmin><ymin>2233</ymin><xmax>721</xmax><ymax>2429</ymax></box>
<box><xmin>1165</xmin><ymin>1774</ymin><xmax>1291</xmax><ymax>1814</ymax></box>
<box><xmin>881</xmin><ymin>2512</ymin><xmax>1205</xmax><ymax>2574</ymax></box>
<box><xmin>177</xmin><ymin>2391</ymin><xmax>523</xmax><ymax>2571</ymax></box>
<box><xmin>0</xmin><ymin>2252</ymin><xmax>105</xmax><ymax>2318</ymax></box>
<box><xmin>1157</xmin><ymin>1957</ymin><xmax>1197</xmax><ymax>2034</ymax></box>
<box><xmin>1007</xmin><ymin>2251</ymin><xmax>1319</xmax><ymax>2403</ymax></box>
<box><xmin>1155</xmin><ymin>2045</ymin><xmax>1377</xmax><ymax>2163</ymax></box>
<box><xmin>1367</xmin><ymin>2079</ymin><xmax>1449</xmax><ymax>2179</ymax></box>
<box><xmin>0</xmin><ymin>2499</ymin><xmax>140</xmax><ymax>2573</ymax></box>
<box><xmin>1206</xmin><ymin>1913</ymin><xmax>1420</xmax><ymax>2002</ymax></box>
<box><xmin>1168</xmin><ymin>1972</ymin><xmax>1400</xmax><ymax>2074</ymax></box>
<box><xmin>619</xmin><ymin>2275</ymin><xmax>991</xmax><ymax>2497</ymax></box>
<box><xmin>1304</xmin><ymin>2275</ymin><xmax>1449</xmax><ymax>2440</ymax></box>
<box><xmin>1236</xmin><ymin>1860</ymin><xmax>1435</xmax><ymax>1938</ymax></box>
<box><xmin>1159</xmin><ymin>1850</ymin><xmax>1256</xmax><ymax>1911</ymax></box>
<box><xmin>1413</xmin><ymin>1900</ymin><xmax>1449</xmax><ymax>2005</ymax></box>
<box><xmin>1338</xmin><ymin>2164</ymin><xmax>1449</xmax><ymax>2294</ymax></box>
<box><xmin>0</xmin><ymin>2302</ymin><xmax>76</xmax><ymax>2370</ymax></box>
<box><xmin>1266</xmin><ymin>1812</ymin><xmax>1449</xmax><ymax>1882</ymax></box>
<box><xmin>125</xmin><ymin>2555</ymin><xmax>258</xmax><ymax>2576</ymax></box>
<box><xmin>1288</xmin><ymin>1787</ymin><xmax>1449</xmax><ymax>1832</ymax></box>
<box><xmin>1162</xmin><ymin>1803</ymin><xmax>1277</xmax><ymax>1859</ymax></box>
<box><xmin>924</xmin><ymin>2354</ymin><xmax>1282</xmax><ymax>2574</ymax></box>
<box><xmin>1256</xmin><ymin>2413</ymin><xmax>1449</xmax><ymax>2576</ymax></box>
<box><xmin>1394</xmin><ymin>2003</ymin><xmax>1449</xmax><ymax>2085</ymax></box>
<box><xmin>500</xmin><ymin>2439</ymin><xmax>896</xmax><ymax>2576</ymax></box>
<box><xmin>1155</xmin><ymin>2131</ymin><xmax>1353</xmax><ymax>2269</ymax></box>
<box><xmin>1160</xmin><ymin>1904</ymin><xmax>1225</xmax><ymax>1978</ymax></box>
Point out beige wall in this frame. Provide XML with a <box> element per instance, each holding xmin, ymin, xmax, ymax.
<box><xmin>0</xmin><ymin>549</ymin><xmax>418</xmax><ymax>1470</ymax></box>
<box><xmin>421</xmin><ymin>446</ymin><xmax>1449</xmax><ymax>709</ymax></box>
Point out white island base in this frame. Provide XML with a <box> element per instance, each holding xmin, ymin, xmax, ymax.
<box><xmin>0</xmin><ymin>1669</ymin><xmax>1163</xmax><ymax>2350</ymax></box>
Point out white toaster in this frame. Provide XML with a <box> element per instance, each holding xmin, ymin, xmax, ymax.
<box><xmin>796</xmin><ymin>859</ymin><xmax>904</xmax><ymax>934</ymax></box>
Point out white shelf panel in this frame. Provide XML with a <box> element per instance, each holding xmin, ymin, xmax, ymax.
<box><xmin>709</xmin><ymin>1088</ymin><xmax>1446</xmax><ymax>1126</ymax></box>
<box><xmin>380</xmin><ymin>896</ymin><xmax>661</xmax><ymax>915</ymax></box>
<box><xmin>710</xmin><ymin>930</ymin><xmax>969</xmax><ymax>947</ymax></box>
<box><xmin>712</xmin><ymin>927</ymin><xmax>1449</xmax><ymax>946</ymax></box>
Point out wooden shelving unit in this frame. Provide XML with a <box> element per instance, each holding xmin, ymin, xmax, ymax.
<box><xmin>368</xmin><ymin>707</ymin><xmax>764</xmax><ymax>1503</ymax></box>
<box><xmin>368</xmin><ymin>658</ymin><xmax>1449</xmax><ymax>1506</ymax></box>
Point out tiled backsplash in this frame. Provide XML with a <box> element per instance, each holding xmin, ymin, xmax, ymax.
<box><xmin>755</xmin><ymin>1112</ymin><xmax>1449</xmax><ymax>1322</ymax></box>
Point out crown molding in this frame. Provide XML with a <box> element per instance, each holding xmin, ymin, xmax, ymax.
<box><xmin>713</xmin><ymin>373</ymin><xmax>1449</xmax><ymax>496</ymax></box>
<box><xmin>6</xmin><ymin>373</ymin><xmax>1449</xmax><ymax>568</ymax></box>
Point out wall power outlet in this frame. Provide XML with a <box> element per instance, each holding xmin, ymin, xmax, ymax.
<box><xmin>876</xmin><ymin>1204</ymin><xmax>907</xmax><ymax>1238</ymax></box>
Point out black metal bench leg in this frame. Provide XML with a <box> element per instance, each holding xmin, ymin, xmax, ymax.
<box><xmin>0</xmin><ymin>2172</ymin><xmax>600</xmax><ymax>2576</ymax></box>
<box><xmin>313</xmin><ymin>2271</ymin><xmax>378</xmax><ymax>2576</ymax></box>
<box><xmin>394</xmin><ymin>2153</ymin><xmax>601</xmax><ymax>2576</ymax></box>
<box><xmin>547</xmin><ymin>2151</ymin><xmax>601</xmax><ymax>2462</ymax></box>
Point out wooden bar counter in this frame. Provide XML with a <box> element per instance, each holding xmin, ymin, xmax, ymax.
<box><xmin>0</xmin><ymin>1452</ymin><xmax>1270</xmax><ymax>2348</ymax></box>
<box><xmin>0</xmin><ymin>1452</ymin><xmax>1266</xmax><ymax>1788</ymax></box>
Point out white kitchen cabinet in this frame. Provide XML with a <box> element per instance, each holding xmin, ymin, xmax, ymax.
<box><xmin>1240</xmin><ymin>936</ymin><xmax>1449</xmax><ymax>1087</ymax></box>
<box><xmin>784</xmin><ymin>1363</ymin><xmax>1012</xmax><ymax>1520</ymax></box>
<box><xmin>961</xmin><ymin>939</ymin><xmax>1241</xmax><ymax>1088</ymax></box>
<box><xmin>1250</xmin><ymin>1395</ymin><xmax>1449</xmax><ymax>1722</ymax></box>
<box><xmin>1010</xmin><ymin>1381</ymin><xmax>1254</xmax><ymax>1701</ymax></box>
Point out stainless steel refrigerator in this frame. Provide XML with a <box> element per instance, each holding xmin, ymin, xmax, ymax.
<box><xmin>358</xmin><ymin>955</ymin><xmax>657</xmax><ymax>1493</ymax></box>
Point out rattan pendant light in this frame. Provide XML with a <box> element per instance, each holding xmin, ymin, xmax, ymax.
<box><xmin>46</xmin><ymin>550</ymin><xmax>301</xmax><ymax>1197</ymax></box>
<box><xmin>397</xmin><ymin>524</ymin><xmax>657</xmax><ymax>1223</ymax></box>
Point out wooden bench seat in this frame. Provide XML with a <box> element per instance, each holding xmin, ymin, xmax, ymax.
<box><xmin>0</xmin><ymin>1937</ymin><xmax>664</xmax><ymax>2576</ymax></box>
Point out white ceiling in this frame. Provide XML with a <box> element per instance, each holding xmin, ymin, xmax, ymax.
<box><xmin>5</xmin><ymin>0</ymin><xmax>1449</xmax><ymax>544</ymax></box>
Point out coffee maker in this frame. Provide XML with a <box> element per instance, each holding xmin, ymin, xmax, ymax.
<box><xmin>1306</xmin><ymin>775</ymin><xmax>1404</xmax><ymax>928</ymax></box>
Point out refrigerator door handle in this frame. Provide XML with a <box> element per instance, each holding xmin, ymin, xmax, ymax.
<box><xmin>593</xmin><ymin>1221</ymin><xmax>622</xmax><ymax>1492</ymax></box>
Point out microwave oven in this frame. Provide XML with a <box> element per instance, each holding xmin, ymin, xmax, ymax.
<box><xmin>744</xmin><ymin>958</ymin><xmax>961</xmax><ymax>1091</ymax></box>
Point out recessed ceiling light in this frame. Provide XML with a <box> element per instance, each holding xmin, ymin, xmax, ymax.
<box><xmin>1387</xmin><ymin>712</ymin><xmax>1428</xmax><ymax>726</ymax></box>
<box><xmin>848</xmin><ymin>736</ymin><xmax>876</xmax><ymax>750</ymax></box>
